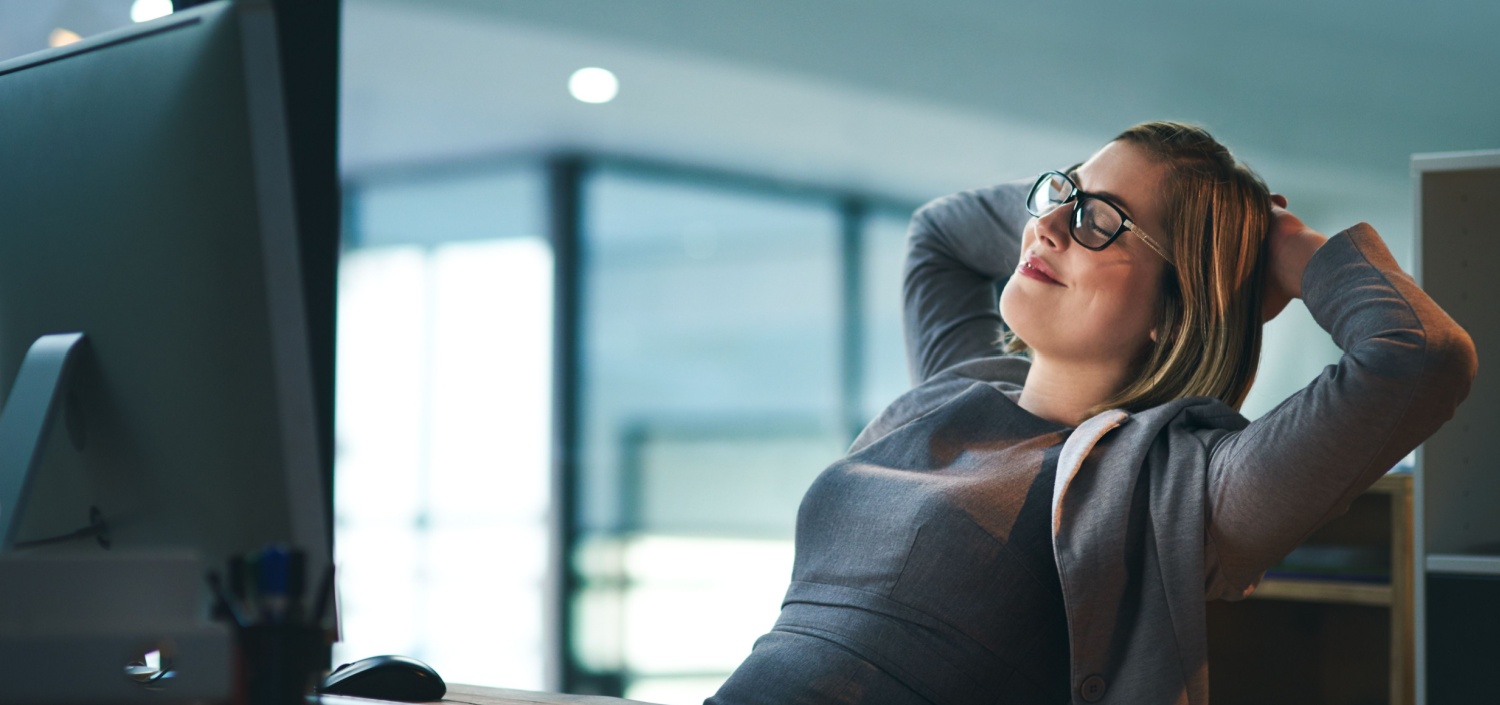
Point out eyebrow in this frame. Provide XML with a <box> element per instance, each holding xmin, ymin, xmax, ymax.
<box><xmin>1065</xmin><ymin>164</ymin><xmax>1140</xmax><ymax>223</ymax></box>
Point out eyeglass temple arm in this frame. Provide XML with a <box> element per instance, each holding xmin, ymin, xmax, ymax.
<box><xmin>1123</xmin><ymin>220</ymin><xmax>1173</xmax><ymax>264</ymax></box>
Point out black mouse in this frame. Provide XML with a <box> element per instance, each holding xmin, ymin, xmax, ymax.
<box><xmin>317</xmin><ymin>654</ymin><xmax>447</xmax><ymax>702</ymax></box>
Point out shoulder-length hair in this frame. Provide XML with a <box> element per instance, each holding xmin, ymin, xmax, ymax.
<box><xmin>1008</xmin><ymin>121</ymin><xmax>1274</xmax><ymax>415</ymax></box>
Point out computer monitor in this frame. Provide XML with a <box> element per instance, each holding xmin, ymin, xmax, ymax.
<box><xmin>0</xmin><ymin>0</ymin><xmax>328</xmax><ymax>585</ymax></box>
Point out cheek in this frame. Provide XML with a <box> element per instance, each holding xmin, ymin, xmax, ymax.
<box><xmin>1035</xmin><ymin>267</ymin><xmax>1163</xmax><ymax>359</ymax></box>
<box><xmin>1091</xmin><ymin>271</ymin><xmax>1162</xmax><ymax>347</ymax></box>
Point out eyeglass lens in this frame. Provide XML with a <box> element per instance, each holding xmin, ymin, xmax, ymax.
<box><xmin>1028</xmin><ymin>173</ymin><xmax>1122</xmax><ymax>249</ymax></box>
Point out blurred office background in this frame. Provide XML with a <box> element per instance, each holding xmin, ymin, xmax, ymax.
<box><xmin>3</xmin><ymin>1</ymin><xmax>1498</xmax><ymax>702</ymax></box>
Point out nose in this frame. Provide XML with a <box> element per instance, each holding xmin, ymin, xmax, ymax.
<box><xmin>1034</xmin><ymin>203</ymin><xmax>1072</xmax><ymax>252</ymax></box>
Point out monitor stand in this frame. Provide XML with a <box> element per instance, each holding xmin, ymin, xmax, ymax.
<box><xmin>0</xmin><ymin>332</ymin><xmax>90</xmax><ymax>551</ymax></box>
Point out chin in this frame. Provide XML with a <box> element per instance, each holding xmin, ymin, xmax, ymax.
<box><xmin>998</xmin><ymin>278</ymin><xmax>1040</xmax><ymax>347</ymax></box>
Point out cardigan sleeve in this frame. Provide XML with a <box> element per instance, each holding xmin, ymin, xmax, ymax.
<box><xmin>903</xmin><ymin>180</ymin><xmax>1031</xmax><ymax>384</ymax></box>
<box><xmin>1204</xmin><ymin>223</ymin><xmax>1478</xmax><ymax>591</ymax></box>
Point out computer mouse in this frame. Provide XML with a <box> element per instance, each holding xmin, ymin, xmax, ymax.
<box><xmin>317</xmin><ymin>654</ymin><xmax>447</xmax><ymax>702</ymax></box>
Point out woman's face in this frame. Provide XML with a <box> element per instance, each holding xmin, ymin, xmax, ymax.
<box><xmin>999</xmin><ymin>140</ymin><xmax>1171</xmax><ymax>368</ymax></box>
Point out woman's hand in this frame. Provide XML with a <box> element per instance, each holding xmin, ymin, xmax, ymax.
<box><xmin>1261</xmin><ymin>194</ymin><xmax>1329</xmax><ymax>323</ymax></box>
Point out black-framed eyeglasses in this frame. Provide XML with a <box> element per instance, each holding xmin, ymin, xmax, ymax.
<box><xmin>1025</xmin><ymin>170</ymin><xmax>1172</xmax><ymax>264</ymax></box>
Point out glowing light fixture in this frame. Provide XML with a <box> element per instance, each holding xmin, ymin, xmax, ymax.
<box><xmin>568</xmin><ymin>67</ymin><xmax>619</xmax><ymax>104</ymax></box>
<box><xmin>48</xmin><ymin>28</ymin><xmax>83</xmax><ymax>48</ymax></box>
<box><xmin>130</xmin><ymin>0</ymin><xmax>173</xmax><ymax>23</ymax></box>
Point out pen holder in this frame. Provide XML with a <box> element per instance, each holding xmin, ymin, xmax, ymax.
<box><xmin>237</xmin><ymin>622</ymin><xmax>325</xmax><ymax>705</ymax></box>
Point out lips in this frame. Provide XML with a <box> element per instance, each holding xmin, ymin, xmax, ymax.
<box><xmin>1017</xmin><ymin>252</ymin><xmax>1064</xmax><ymax>286</ymax></box>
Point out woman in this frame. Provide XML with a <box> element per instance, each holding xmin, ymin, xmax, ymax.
<box><xmin>706</xmin><ymin>122</ymin><xmax>1477</xmax><ymax>705</ymax></box>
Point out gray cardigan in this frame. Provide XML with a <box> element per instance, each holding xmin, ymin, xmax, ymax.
<box><xmin>848</xmin><ymin>181</ymin><xmax>1477</xmax><ymax>704</ymax></box>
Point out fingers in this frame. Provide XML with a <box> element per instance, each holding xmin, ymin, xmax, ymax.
<box><xmin>1267</xmin><ymin>193</ymin><xmax>1310</xmax><ymax>237</ymax></box>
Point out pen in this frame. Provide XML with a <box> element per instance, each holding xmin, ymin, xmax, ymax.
<box><xmin>251</xmin><ymin>553</ymin><xmax>268</xmax><ymax>623</ymax></box>
<box><xmin>257</xmin><ymin>544</ymin><xmax>291</xmax><ymax>622</ymax></box>
<box><xmin>206</xmin><ymin>570</ymin><xmax>247</xmax><ymax>630</ymax></box>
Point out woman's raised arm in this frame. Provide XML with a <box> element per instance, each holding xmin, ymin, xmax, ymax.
<box><xmin>903</xmin><ymin>180</ymin><xmax>1031</xmax><ymax>384</ymax></box>
<box><xmin>1205</xmin><ymin>218</ymin><xmax>1478</xmax><ymax>594</ymax></box>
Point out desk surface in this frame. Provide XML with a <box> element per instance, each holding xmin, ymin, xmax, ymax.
<box><xmin>322</xmin><ymin>683</ymin><xmax>661</xmax><ymax>705</ymax></box>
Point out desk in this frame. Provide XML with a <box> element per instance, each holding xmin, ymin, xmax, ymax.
<box><xmin>322</xmin><ymin>683</ymin><xmax>659</xmax><ymax>705</ymax></box>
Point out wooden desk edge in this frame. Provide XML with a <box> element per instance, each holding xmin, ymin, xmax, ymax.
<box><xmin>320</xmin><ymin>683</ymin><xmax>662</xmax><ymax>705</ymax></box>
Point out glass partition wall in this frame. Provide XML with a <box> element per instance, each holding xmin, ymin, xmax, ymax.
<box><xmin>334</xmin><ymin>157</ymin><xmax>918</xmax><ymax>702</ymax></box>
<box><xmin>334</xmin><ymin>167</ymin><xmax>554</xmax><ymax>689</ymax></box>
<box><xmin>573</xmin><ymin>170</ymin><xmax>846</xmax><ymax>702</ymax></box>
<box><xmin>860</xmin><ymin>210</ymin><xmax>924</xmax><ymax>422</ymax></box>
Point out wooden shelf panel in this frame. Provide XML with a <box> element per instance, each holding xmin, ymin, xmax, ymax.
<box><xmin>1250</xmin><ymin>578</ymin><xmax>1393</xmax><ymax>606</ymax></box>
<box><xmin>1368</xmin><ymin>471</ymin><xmax>1412</xmax><ymax>495</ymax></box>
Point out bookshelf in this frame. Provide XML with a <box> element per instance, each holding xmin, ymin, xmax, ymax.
<box><xmin>1411</xmin><ymin>150</ymin><xmax>1500</xmax><ymax>705</ymax></box>
<box><xmin>1206</xmin><ymin>472</ymin><xmax>1413</xmax><ymax>705</ymax></box>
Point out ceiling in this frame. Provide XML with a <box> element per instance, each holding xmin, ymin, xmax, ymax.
<box><xmin>340</xmin><ymin>0</ymin><xmax>1499</xmax><ymax>242</ymax></box>
<box><xmin>414</xmin><ymin>0</ymin><xmax>1500</xmax><ymax>175</ymax></box>
<box><xmin>5</xmin><ymin>0</ymin><xmax>1497</xmax><ymax>238</ymax></box>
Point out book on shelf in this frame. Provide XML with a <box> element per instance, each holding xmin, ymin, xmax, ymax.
<box><xmin>1263</xmin><ymin>544</ymin><xmax>1390</xmax><ymax>584</ymax></box>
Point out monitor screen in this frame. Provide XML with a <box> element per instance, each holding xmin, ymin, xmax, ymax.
<box><xmin>0</xmin><ymin>0</ymin><xmax>328</xmax><ymax>586</ymax></box>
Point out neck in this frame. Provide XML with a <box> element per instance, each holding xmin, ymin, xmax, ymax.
<box><xmin>1017</xmin><ymin>352</ymin><xmax>1134</xmax><ymax>427</ymax></box>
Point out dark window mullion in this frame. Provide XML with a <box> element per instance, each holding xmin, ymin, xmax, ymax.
<box><xmin>841</xmin><ymin>198</ymin><xmax>868</xmax><ymax>443</ymax></box>
<box><xmin>547</xmin><ymin>155</ymin><xmax>585</xmax><ymax>693</ymax></box>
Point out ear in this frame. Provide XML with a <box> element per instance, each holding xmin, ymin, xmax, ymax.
<box><xmin>1149</xmin><ymin>327</ymin><xmax>1158</xmax><ymax>343</ymax></box>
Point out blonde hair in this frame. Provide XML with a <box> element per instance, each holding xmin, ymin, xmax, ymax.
<box><xmin>1007</xmin><ymin>121</ymin><xmax>1273</xmax><ymax>414</ymax></box>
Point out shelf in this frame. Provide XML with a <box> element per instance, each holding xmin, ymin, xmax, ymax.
<box><xmin>1250</xmin><ymin>577</ymin><xmax>1393</xmax><ymax>607</ymax></box>
<box><xmin>1425</xmin><ymin>554</ymin><xmax>1500</xmax><ymax>576</ymax></box>
<box><xmin>1209</xmin><ymin>475</ymin><xmax>1412</xmax><ymax>704</ymax></box>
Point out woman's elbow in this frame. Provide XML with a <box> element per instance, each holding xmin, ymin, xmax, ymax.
<box><xmin>1354</xmin><ymin>321</ymin><xmax>1476</xmax><ymax>421</ymax></box>
<box><xmin>1429</xmin><ymin>323</ymin><xmax>1479</xmax><ymax>407</ymax></box>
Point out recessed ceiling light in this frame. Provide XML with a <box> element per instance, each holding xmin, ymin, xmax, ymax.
<box><xmin>48</xmin><ymin>28</ymin><xmax>82</xmax><ymax>48</ymax></box>
<box><xmin>568</xmin><ymin>67</ymin><xmax>619</xmax><ymax>104</ymax></box>
<box><xmin>130</xmin><ymin>0</ymin><xmax>173</xmax><ymax>23</ymax></box>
